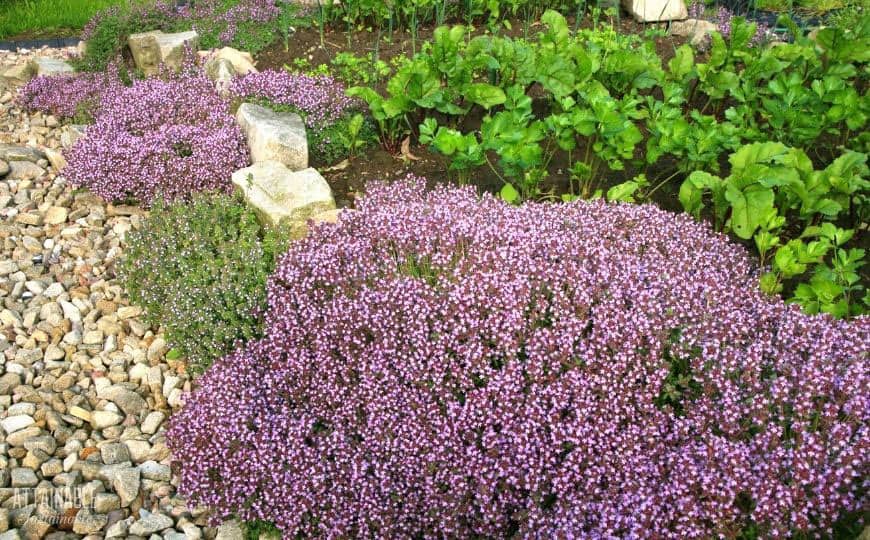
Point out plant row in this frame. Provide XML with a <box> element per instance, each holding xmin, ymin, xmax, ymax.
<box><xmin>350</xmin><ymin>11</ymin><xmax>870</xmax><ymax>317</ymax></box>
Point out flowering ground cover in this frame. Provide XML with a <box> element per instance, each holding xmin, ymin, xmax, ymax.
<box><xmin>17</xmin><ymin>67</ymin><xmax>125</xmax><ymax>121</ymax></box>
<box><xmin>62</xmin><ymin>66</ymin><xmax>248</xmax><ymax>204</ymax></box>
<box><xmin>228</xmin><ymin>70</ymin><xmax>368</xmax><ymax>164</ymax></box>
<box><xmin>168</xmin><ymin>180</ymin><xmax>869</xmax><ymax>538</ymax></box>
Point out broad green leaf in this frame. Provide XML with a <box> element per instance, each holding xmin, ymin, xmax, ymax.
<box><xmin>500</xmin><ymin>183</ymin><xmax>520</xmax><ymax>204</ymax></box>
<box><xmin>680</xmin><ymin>171</ymin><xmax>722</xmax><ymax>218</ymax></box>
<box><xmin>465</xmin><ymin>83</ymin><xmax>507</xmax><ymax>109</ymax></box>
<box><xmin>668</xmin><ymin>45</ymin><xmax>695</xmax><ymax>82</ymax></box>
<box><xmin>725</xmin><ymin>184</ymin><xmax>774</xmax><ymax>239</ymax></box>
<box><xmin>608</xmin><ymin>181</ymin><xmax>640</xmax><ymax>203</ymax></box>
<box><xmin>536</xmin><ymin>53</ymin><xmax>575</xmax><ymax>98</ymax></box>
<box><xmin>729</xmin><ymin>142</ymin><xmax>790</xmax><ymax>171</ymax></box>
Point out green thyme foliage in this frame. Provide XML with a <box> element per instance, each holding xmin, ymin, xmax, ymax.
<box><xmin>119</xmin><ymin>192</ymin><xmax>287</xmax><ymax>373</ymax></box>
<box><xmin>244</xmin><ymin>520</ymin><xmax>282</xmax><ymax>540</ymax></box>
<box><xmin>74</xmin><ymin>8</ymin><xmax>133</xmax><ymax>73</ymax></box>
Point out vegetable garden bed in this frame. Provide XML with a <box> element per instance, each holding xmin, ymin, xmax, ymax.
<box><xmin>3</xmin><ymin>0</ymin><xmax>868</xmax><ymax>538</ymax></box>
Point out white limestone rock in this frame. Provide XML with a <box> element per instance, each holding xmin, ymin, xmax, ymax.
<box><xmin>128</xmin><ymin>30</ymin><xmax>199</xmax><ymax>76</ymax></box>
<box><xmin>235</xmin><ymin>102</ymin><xmax>308</xmax><ymax>170</ymax></box>
<box><xmin>623</xmin><ymin>0</ymin><xmax>687</xmax><ymax>21</ymax></box>
<box><xmin>231</xmin><ymin>161</ymin><xmax>335</xmax><ymax>230</ymax></box>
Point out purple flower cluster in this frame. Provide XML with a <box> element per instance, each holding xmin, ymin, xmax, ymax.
<box><xmin>716</xmin><ymin>7</ymin><xmax>775</xmax><ymax>45</ymax></box>
<box><xmin>16</xmin><ymin>68</ymin><xmax>123</xmax><ymax>119</ymax></box>
<box><xmin>228</xmin><ymin>70</ymin><xmax>356</xmax><ymax>128</ymax></box>
<box><xmin>167</xmin><ymin>180</ymin><xmax>869</xmax><ymax>538</ymax></box>
<box><xmin>688</xmin><ymin>0</ymin><xmax>705</xmax><ymax>19</ymax></box>
<box><xmin>203</xmin><ymin>0</ymin><xmax>281</xmax><ymax>44</ymax></box>
<box><xmin>65</xmin><ymin>69</ymin><xmax>248</xmax><ymax>205</ymax></box>
<box><xmin>82</xmin><ymin>0</ymin><xmax>281</xmax><ymax>53</ymax></box>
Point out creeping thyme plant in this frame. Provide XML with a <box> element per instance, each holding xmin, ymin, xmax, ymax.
<box><xmin>76</xmin><ymin>0</ymin><xmax>283</xmax><ymax>72</ymax></box>
<box><xmin>63</xmin><ymin>64</ymin><xmax>248</xmax><ymax>205</ymax></box>
<box><xmin>119</xmin><ymin>192</ymin><xmax>286</xmax><ymax>374</ymax></box>
<box><xmin>168</xmin><ymin>180</ymin><xmax>869</xmax><ymax>539</ymax></box>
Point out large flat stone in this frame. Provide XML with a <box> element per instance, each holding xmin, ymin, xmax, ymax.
<box><xmin>231</xmin><ymin>161</ymin><xmax>335</xmax><ymax>230</ymax></box>
<box><xmin>235</xmin><ymin>103</ymin><xmax>308</xmax><ymax>170</ymax></box>
<box><xmin>128</xmin><ymin>30</ymin><xmax>199</xmax><ymax>76</ymax></box>
<box><xmin>33</xmin><ymin>57</ymin><xmax>75</xmax><ymax>76</ymax></box>
<box><xmin>623</xmin><ymin>0</ymin><xmax>687</xmax><ymax>21</ymax></box>
<box><xmin>0</xmin><ymin>62</ymin><xmax>35</xmax><ymax>87</ymax></box>
<box><xmin>0</xmin><ymin>144</ymin><xmax>45</xmax><ymax>163</ymax></box>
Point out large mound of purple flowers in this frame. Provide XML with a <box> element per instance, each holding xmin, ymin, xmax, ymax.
<box><xmin>228</xmin><ymin>70</ymin><xmax>356</xmax><ymax>127</ymax></box>
<box><xmin>168</xmin><ymin>181</ymin><xmax>869</xmax><ymax>538</ymax></box>
<box><xmin>65</xmin><ymin>70</ymin><xmax>248</xmax><ymax>204</ymax></box>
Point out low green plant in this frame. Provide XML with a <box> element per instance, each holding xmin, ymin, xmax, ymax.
<box><xmin>244</xmin><ymin>520</ymin><xmax>282</xmax><ymax>540</ymax></box>
<box><xmin>335</xmin><ymin>113</ymin><xmax>371</xmax><ymax>161</ymax></box>
<box><xmin>679</xmin><ymin>142</ymin><xmax>868</xmax><ymax>317</ymax></box>
<box><xmin>825</xmin><ymin>3</ymin><xmax>868</xmax><ymax>32</ymax></box>
<box><xmin>310</xmin><ymin>111</ymin><xmax>376</xmax><ymax>164</ymax></box>
<box><xmin>331</xmin><ymin>52</ymin><xmax>391</xmax><ymax>86</ymax></box>
<box><xmin>419</xmin><ymin>118</ymin><xmax>486</xmax><ymax>184</ymax></box>
<box><xmin>73</xmin><ymin>8</ymin><xmax>134</xmax><ymax>73</ymax></box>
<box><xmin>680</xmin><ymin>143</ymin><xmax>867</xmax><ymax>238</ymax></box>
<box><xmin>119</xmin><ymin>192</ymin><xmax>287</xmax><ymax>373</ymax></box>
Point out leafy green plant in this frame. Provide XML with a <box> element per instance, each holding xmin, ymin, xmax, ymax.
<box><xmin>331</xmin><ymin>52</ymin><xmax>391</xmax><ymax>86</ymax></box>
<box><xmin>119</xmin><ymin>192</ymin><xmax>287</xmax><ymax>373</ymax></box>
<box><xmin>336</xmin><ymin>113</ymin><xmax>373</xmax><ymax>161</ymax></box>
<box><xmin>680</xmin><ymin>143</ymin><xmax>868</xmax><ymax>318</ymax></box>
<box><xmin>480</xmin><ymin>84</ymin><xmax>547</xmax><ymax>198</ymax></box>
<box><xmin>419</xmin><ymin>118</ymin><xmax>486</xmax><ymax>184</ymax></box>
<box><xmin>761</xmin><ymin>224</ymin><xmax>868</xmax><ymax>317</ymax></box>
<box><xmin>346</xmin><ymin>86</ymin><xmax>414</xmax><ymax>153</ymax></box>
<box><xmin>681</xmin><ymin>143</ymin><xmax>867</xmax><ymax>238</ymax></box>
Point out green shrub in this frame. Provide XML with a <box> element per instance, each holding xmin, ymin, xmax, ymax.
<box><xmin>74</xmin><ymin>7</ymin><xmax>133</xmax><ymax>73</ymax></box>
<box><xmin>119</xmin><ymin>192</ymin><xmax>287</xmax><ymax>374</ymax></box>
